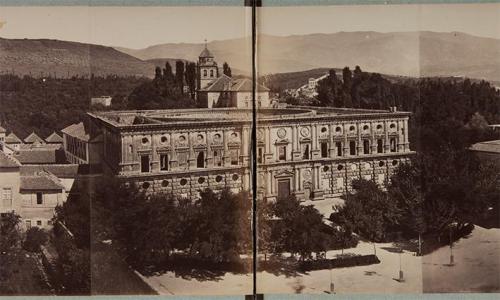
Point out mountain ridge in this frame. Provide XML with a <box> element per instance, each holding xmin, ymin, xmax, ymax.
<box><xmin>116</xmin><ymin>31</ymin><xmax>500</xmax><ymax>82</ymax></box>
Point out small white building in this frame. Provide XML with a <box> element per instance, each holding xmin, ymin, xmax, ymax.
<box><xmin>91</xmin><ymin>96</ymin><xmax>112</xmax><ymax>107</ymax></box>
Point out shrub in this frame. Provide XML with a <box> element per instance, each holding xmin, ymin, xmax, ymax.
<box><xmin>23</xmin><ymin>227</ymin><xmax>48</xmax><ymax>253</ymax></box>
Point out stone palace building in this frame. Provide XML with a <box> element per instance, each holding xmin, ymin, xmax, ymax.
<box><xmin>87</xmin><ymin>106</ymin><xmax>413</xmax><ymax>201</ymax></box>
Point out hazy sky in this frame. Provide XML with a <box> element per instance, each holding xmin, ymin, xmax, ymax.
<box><xmin>0</xmin><ymin>3</ymin><xmax>499</xmax><ymax>49</ymax></box>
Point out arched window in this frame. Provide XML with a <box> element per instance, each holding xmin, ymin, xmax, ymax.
<box><xmin>210</xmin><ymin>70</ymin><xmax>214</xmax><ymax>77</ymax></box>
<box><xmin>203</xmin><ymin>70</ymin><xmax>207</xmax><ymax>77</ymax></box>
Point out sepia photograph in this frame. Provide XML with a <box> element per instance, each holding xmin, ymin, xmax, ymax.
<box><xmin>0</xmin><ymin>0</ymin><xmax>499</xmax><ymax>298</ymax></box>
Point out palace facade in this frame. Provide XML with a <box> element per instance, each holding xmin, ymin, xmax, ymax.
<box><xmin>88</xmin><ymin>106</ymin><xmax>413</xmax><ymax>201</ymax></box>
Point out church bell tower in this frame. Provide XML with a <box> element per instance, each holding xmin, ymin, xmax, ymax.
<box><xmin>197</xmin><ymin>40</ymin><xmax>219</xmax><ymax>89</ymax></box>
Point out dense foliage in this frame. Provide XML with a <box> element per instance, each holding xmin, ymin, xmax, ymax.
<box><xmin>128</xmin><ymin>61</ymin><xmax>199</xmax><ymax>110</ymax></box>
<box><xmin>0</xmin><ymin>74</ymin><xmax>148</xmax><ymax>138</ymax></box>
<box><xmin>23</xmin><ymin>227</ymin><xmax>48</xmax><ymax>253</ymax></box>
<box><xmin>259</xmin><ymin>195</ymin><xmax>358</xmax><ymax>261</ymax></box>
<box><xmin>0</xmin><ymin>212</ymin><xmax>21</xmax><ymax>252</ymax></box>
<box><xmin>51</xmin><ymin>191</ymin><xmax>91</xmax><ymax>294</ymax></box>
<box><xmin>93</xmin><ymin>181</ymin><xmax>252</xmax><ymax>269</ymax></box>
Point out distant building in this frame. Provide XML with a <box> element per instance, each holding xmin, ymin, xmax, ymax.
<box><xmin>45</xmin><ymin>131</ymin><xmax>64</xmax><ymax>147</ymax></box>
<box><xmin>470</xmin><ymin>140</ymin><xmax>500</xmax><ymax>170</ymax></box>
<box><xmin>4</xmin><ymin>133</ymin><xmax>23</xmax><ymax>150</ymax></box>
<box><xmin>19</xmin><ymin>169</ymin><xmax>66</xmax><ymax>229</ymax></box>
<box><xmin>91</xmin><ymin>96</ymin><xmax>113</xmax><ymax>107</ymax></box>
<box><xmin>61</xmin><ymin>122</ymin><xmax>103</xmax><ymax>165</ymax></box>
<box><xmin>24</xmin><ymin>132</ymin><xmax>45</xmax><ymax>145</ymax></box>
<box><xmin>198</xmin><ymin>75</ymin><xmax>270</xmax><ymax>108</ymax></box>
<box><xmin>0</xmin><ymin>151</ymin><xmax>21</xmax><ymax>215</ymax></box>
<box><xmin>293</xmin><ymin>74</ymin><xmax>330</xmax><ymax>99</ymax></box>
<box><xmin>195</xmin><ymin>44</ymin><xmax>271</xmax><ymax>108</ymax></box>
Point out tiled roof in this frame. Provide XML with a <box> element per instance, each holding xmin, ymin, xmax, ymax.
<box><xmin>5</xmin><ymin>132</ymin><xmax>22</xmax><ymax>144</ymax></box>
<box><xmin>200</xmin><ymin>76</ymin><xmax>271</xmax><ymax>93</ymax></box>
<box><xmin>200</xmin><ymin>74</ymin><xmax>233</xmax><ymax>92</ymax></box>
<box><xmin>0</xmin><ymin>126</ymin><xmax>6</xmax><ymax>133</ymax></box>
<box><xmin>13</xmin><ymin>149</ymin><xmax>66</xmax><ymax>164</ymax></box>
<box><xmin>0</xmin><ymin>151</ymin><xmax>21</xmax><ymax>168</ymax></box>
<box><xmin>18</xmin><ymin>143</ymin><xmax>61</xmax><ymax>150</ymax></box>
<box><xmin>24</xmin><ymin>132</ymin><xmax>45</xmax><ymax>144</ymax></box>
<box><xmin>470</xmin><ymin>140</ymin><xmax>500</xmax><ymax>154</ymax></box>
<box><xmin>20</xmin><ymin>174</ymin><xmax>64</xmax><ymax>191</ymax></box>
<box><xmin>45</xmin><ymin>132</ymin><xmax>63</xmax><ymax>143</ymax></box>
<box><xmin>61</xmin><ymin>122</ymin><xmax>90</xmax><ymax>142</ymax></box>
<box><xmin>20</xmin><ymin>164</ymin><xmax>79</xmax><ymax>178</ymax></box>
<box><xmin>230</xmin><ymin>78</ymin><xmax>270</xmax><ymax>92</ymax></box>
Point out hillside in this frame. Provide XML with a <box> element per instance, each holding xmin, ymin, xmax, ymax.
<box><xmin>117</xmin><ymin>31</ymin><xmax>500</xmax><ymax>82</ymax></box>
<box><xmin>0</xmin><ymin>38</ymin><xmax>155</xmax><ymax>78</ymax></box>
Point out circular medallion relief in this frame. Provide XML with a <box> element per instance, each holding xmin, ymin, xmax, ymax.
<box><xmin>231</xmin><ymin>132</ymin><xmax>238</xmax><ymax>141</ymax></box>
<box><xmin>197</xmin><ymin>134</ymin><xmax>204</xmax><ymax>143</ymax></box>
<box><xmin>300</xmin><ymin>127</ymin><xmax>310</xmax><ymax>137</ymax></box>
<box><xmin>364</xmin><ymin>162</ymin><xmax>371</xmax><ymax>169</ymax></box>
<box><xmin>303</xmin><ymin>169</ymin><xmax>312</xmax><ymax>179</ymax></box>
<box><xmin>277</xmin><ymin>128</ymin><xmax>287</xmax><ymax>139</ymax></box>
<box><xmin>351</xmin><ymin>164</ymin><xmax>357</xmax><ymax>171</ymax></box>
<box><xmin>160</xmin><ymin>136</ymin><xmax>168</xmax><ymax>144</ymax></box>
<box><xmin>213</xmin><ymin>133</ymin><xmax>222</xmax><ymax>143</ymax></box>
<box><xmin>178</xmin><ymin>135</ymin><xmax>186</xmax><ymax>145</ymax></box>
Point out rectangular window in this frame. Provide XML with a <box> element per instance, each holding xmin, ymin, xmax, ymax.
<box><xmin>390</xmin><ymin>138</ymin><xmax>397</xmax><ymax>152</ymax></box>
<box><xmin>36</xmin><ymin>192</ymin><xmax>43</xmax><ymax>205</ymax></box>
<box><xmin>320</xmin><ymin>142</ymin><xmax>328</xmax><ymax>158</ymax></box>
<box><xmin>160</xmin><ymin>154</ymin><xmax>169</xmax><ymax>171</ymax></box>
<box><xmin>36</xmin><ymin>220</ymin><xmax>42</xmax><ymax>226</ymax></box>
<box><xmin>196</xmin><ymin>151</ymin><xmax>205</xmax><ymax>168</ymax></box>
<box><xmin>213</xmin><ymin>150</ymin><xmax>222</xmax><ymax>166</ymax></box>
<box><xmin>177</xmin><ymin>152</ymin><xmax>188</xmax><ymax>169</ymax></box>
<box><xmin>25</xmin><ymin>220</ymin><xmax>31</xmax><ymax>229</ymax></box>
<box><xmin>140</xmin><ymin>155</ymin><xmax>150</xmax><ymax>173</ymax></box>
<box><xmin>336</xmin><ymin>142</ymin><xmax>342</xmax><ymax>157</ymax></box>
<box><xmin>302</xmin><ymin>144</ymin><xmax>310</xmax><ymax>160</ymax></box>
<box><xmin>363</xmin><ymin>140</ymin><xmax>370</xmax><ymax>154</ymax></box>
<box><xmin>278</xmin><ymin>145</ymin><xmax>287</xmax><ymax>161</ymax></box>
<box><xmin>349</xmin><ymin>141</ymin><xmax>356</xmax><ymax>156</ymax></box>
<box><xmin>377</xmin><ymin>139</ymin><xmax>383</xmax><ymax>153</ymax></box>
<box><xmin>2</xmin><ymin>188</ymin><xmax>12</xmax><ymax>208</ymax></box>
<box><xmin>230</xmin><ymin>149</ymin><xmax>239</xmax><ymax>165</ymax></box>
<box><xmin>257</xmin><ymin>147</ymin><xmax>264</xmax><ymax>164</ymax></box>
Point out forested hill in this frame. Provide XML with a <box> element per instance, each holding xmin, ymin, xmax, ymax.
<box><xmin>0</xmin><ymin>75</ymin><xmax>149</xmax><ymax>138</ymax></box>
<box><xmin>0</xmin><ymin>38</ymin><xmax>155</xmax><ymax>78</ymax></box>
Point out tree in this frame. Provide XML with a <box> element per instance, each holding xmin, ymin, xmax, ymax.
<box><xmin>0</xmin><ymin>212</ymin><xmax>21</xmax><ymax>252</ymax></box>
<box><xmin>223</xmin><ymin>62</ymin><xmax>232</xmax><ymax>77</ymax></box>
<box><xmin>334</xmin><ymin>179</ymin><xmax>400</xmax><ymax>254</ymax></box>
<box><xmin>154</xmin><ymin>66</ymin><xmax>162</xmax><ymax>80</ymax></box>
<box><xmin>185</xmin><ymin>62</ymin><xmax>197</xmax><ymax>99</ymax></box>
<box><xmin>163</xmin><ymin>61</ymin><xmax>174</xmax><ymax>80</ymax></box>
<box><xmin>175</xmin><ymin>60</ymin><xmax>185</xmax><ymax>92</ymax></box>
<box><xmin>270</xmin><ymin>195</ymin><xmax>330</xmax><ymax>260</ymax></box>
<box><xmin>193</xmin><ymin>189</ymin><xmax>252</xmax><ymax>262</ymax></box>
<box><xmin>388</xmin><ymin>162</ymin><xmax>426</xmax><ymax>254</ymax></box>
<box><xmin>23</xmin><ymin>227</ymin><xmax>48</xmax><ymax>253</ymax></box>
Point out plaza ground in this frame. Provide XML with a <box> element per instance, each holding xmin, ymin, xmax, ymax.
<box><xmin>422</xmin><ymin>226</ymin><xmax>500</xmax><ymax>292</ymax></box>
<box><xmin>140</xmin><ymin>225</ymin><xmax>500</xmax><ymax>295</ymax></box>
